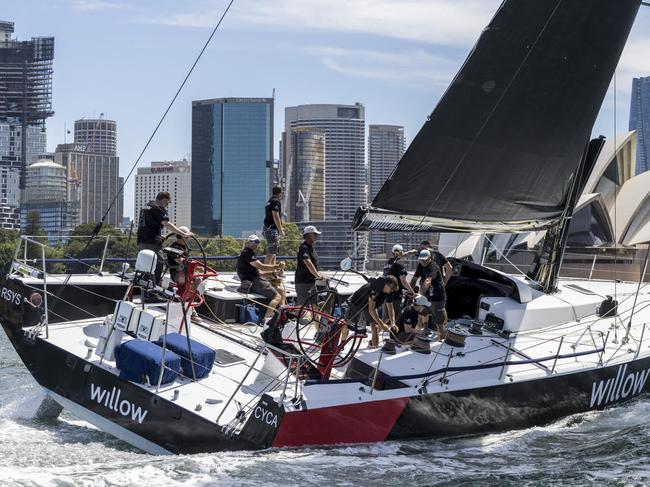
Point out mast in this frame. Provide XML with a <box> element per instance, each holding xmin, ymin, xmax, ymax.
<box><xmin>527</xmin><ymin>137</ymin><xmax>606</xmax><ymax>293</ymax></box>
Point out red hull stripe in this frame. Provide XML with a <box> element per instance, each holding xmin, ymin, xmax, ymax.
<box><xmin>272</xmin><ymin>397</ymin><xmax>409</xmax><ymax>448</ymax></box>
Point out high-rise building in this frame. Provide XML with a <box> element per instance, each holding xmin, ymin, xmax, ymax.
<box><xmin>287</xmin><ymin>127</ymin><xmax>326</xmax><ymax>222</ymax></box>
<box><xmin>191</xmin><ymin>98</ymin><xmax>273</xmax><ymax>237</ymax></box>
<box><xmin>367</xmin><ymin>125</ymin><xmax>409</xmax><ymax>259</ymax></box>
<box><xmin>283</xmin><ymin>104</ymin><xmax>365</xmax><ymax>222</ymax></box>
<box><xmin>0</xmin><ymin>20</ymin><xmax>54</xmax><ymax>228</ymax></box>
<box><xmin>630</xmin><ymin>76</ymin><xmax>650</xmax><ymax>174</ymax></box>
<box><xmin>21</xmin><ymin>159</ymin><xmax>78</xmax><ymax>241</ymax></box>
<box><xmin>135</xmin><ymin>160</ymin><xmax>191</xmax><ymax>230</ymax></box>
<box><xmin>54</xmin><ymin>143</ymin><xmax>120</xmax><ymax>227</ymax></box>
<box><xmin>74</xmin><ymin>117</ymin><xmax>117</xmax><ymax>155</ymax></box>
<box><xmin>368</xmin><ymin>125</ymin><xmax>405</xmax><ymax>200</ymax></box>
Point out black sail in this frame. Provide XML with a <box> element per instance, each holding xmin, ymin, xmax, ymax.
<box><xmin>354</xmin><ymin>0</ymin><xmax>641</xmax><ymax>233</ymax></box>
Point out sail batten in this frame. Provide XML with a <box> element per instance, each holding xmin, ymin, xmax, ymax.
<box><xmin>355</xmin><ymin>0</ymin><xmax>641</xmax><ymax>233</ymax></box>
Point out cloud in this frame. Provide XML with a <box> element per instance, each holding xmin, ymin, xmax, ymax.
<box><xmin>70</xmin><ymin>0</ymin><xmax>132</xmax><ymax>11</ymax></box>
<box><xmin>153</xmin><ymin>0</ymin><xmax>498</xmax><ymax>48</ymax></box>
<box><xmin>314</xmin><ymin>47</ymin><xmax>460</xmax><ymax>85</ymax></box>
<box><xmin>618</xmin><ymin>37</ymin><xmax>650</xmax><ymax>92</ymax></box>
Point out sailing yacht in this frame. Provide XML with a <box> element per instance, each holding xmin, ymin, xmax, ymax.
<box><xmin>1</xmin><ymin>0</ymin><xmax>649</xmax><ymax>454</ymax></box>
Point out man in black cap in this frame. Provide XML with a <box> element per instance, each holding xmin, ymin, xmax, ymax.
<box><xmin>137</xmin><ymin>191</ymin><xmax>192</xmax><ymax>283</ymax></box>
<box><xmin>263</xmin><ymin>186</ymin><xmax>285</xmax><ymax>265</ymax></box>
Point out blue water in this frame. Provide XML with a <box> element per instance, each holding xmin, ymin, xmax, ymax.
<box><xmin>2</xmin><ymin>331</ymin><xmax>650</xmax><ymax>486</ymax></box>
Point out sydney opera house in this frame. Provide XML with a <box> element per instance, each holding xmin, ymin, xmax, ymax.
<box><xmin>439</xmin><ymin>130</ymin><xmax>650</xmax><ymax>281</ymax></box>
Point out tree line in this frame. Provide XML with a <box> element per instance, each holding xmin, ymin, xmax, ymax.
<box><xmin>0</xmin><ymin>211</ymin><xmax>303</xmax><ymax>274</ymax></box>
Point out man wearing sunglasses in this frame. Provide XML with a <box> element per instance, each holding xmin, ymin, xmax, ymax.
<box><xmin>236</xmin><ymin>234</ymin><xmax>283</xmax><ymax>322</ymax></box>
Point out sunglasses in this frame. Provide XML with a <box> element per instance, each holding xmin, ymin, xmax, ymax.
<box><xmin>250</xmin><ymin>239</ymin><xmax>260</xmax><ymax>244</ymax></box>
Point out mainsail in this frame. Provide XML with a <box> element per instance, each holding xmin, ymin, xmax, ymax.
<box><xmin>354</xmin><ymin>0</ymin><xmax>641</xmax><ymax>233</ymax></box>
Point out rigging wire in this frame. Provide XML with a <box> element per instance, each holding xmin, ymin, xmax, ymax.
<box><xmin>94</xmin><ymin>0</ymin><xmax>236</xmax><ymax>240</ymax></box>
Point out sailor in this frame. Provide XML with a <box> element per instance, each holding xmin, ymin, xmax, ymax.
<box><xmin>392</xmin><ymin>294</ymin><xmax>432</xmax><ymax>342</ymax></box>
<box><xmin>416</xmin><ymin>240</ymin><xmax>453</xmax><ymax>285</ymax></box>
<box><xmin>236</xmin><ymin>235</ymin><xmax>283</xmax><ymax>323</ymax></box>
<box><xmin>382</xmin><ymin>244</ymin><xmax>416</xmax><ymax>317</ymax></box>
<box><xmin>137</xmin><ymin>191</ymin><xmax>192</xmax><ymax>283</ymax></box>
<box><xmin>294</xmin><ymin>225</ymin><xmax>323</xmax><ymax>306</ymax></box>
<box><xmin>410</xmin><ymin>250</ymin><xmax>448</xmax><ymax>340</ymax></box>
<box><xmin>166</xmin><ymin>226</ymin><xmax>191</xmax><ymax>287</ymax></box>
<box><xmin>346</xmin><ymin>275</ymin><xmax>399</xmax><ymax>348</ymax></box>
<box><xmin>263</xmin><ymin>186</ymin><xmax>285</xmax><ymax>265</ymax></box>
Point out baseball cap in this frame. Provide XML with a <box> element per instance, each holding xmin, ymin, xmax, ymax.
<box><xmin>418</xmin><ymin>250</ymin><xmax>431</xmax><ymax>261</ymax></box>
<box><xmin>392</xmin><ymin>244</ymin><xmax>404</xmax><ymax>253</ymax></box>
<box><xmin>414</xmin><ymin>294</ymin><xmax>431</xmax><ymax>307</ymax></box>
<box><xmin>303</xmin><ymin>225</ymin><xmax>322</xmax><ymax>235</ymax></box>
<box><xmin>247</xmin><ymin>234</ymin><xmax>261</xmax><ymax>243</ymax></box>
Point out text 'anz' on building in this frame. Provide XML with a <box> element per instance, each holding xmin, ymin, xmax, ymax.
<box><xmin>191</xmin><ymin>98</ymin><xmax>273</xmax><ymax>237</ymax></box>
<box><xmin>0</xmin><ymin>20</ymin><xmax>54</xmax><ymax>229</ymax></box>
<box><xmin>630</xmin><ymin>76</ymin><xmax>650</xmax><ymax>175</ymax></box>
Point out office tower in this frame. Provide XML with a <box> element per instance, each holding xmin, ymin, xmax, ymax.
<box><xmin>287</xmin><ymin>127</ymin><xmax>325</xmax><ymax>222</ymax></box>
<box><xmin>54</xmin><ymin>143</ymin><xmax>120</xmax><ymax>227</ymax></box>
<box><xmin>135</xmin><ymin>160</ymin><xmax>192</xmax><ymax>230</ymax></box>
<box><xmin>630</xmin><ymin>76</ymin><xmax>650</xmax><ymax>174</ymax></box>
<box><xmin>367</xmin><ymin>125</ymin><xmax>410</xmax><ymax>260</ymax></box>
<box><xmin>74</xmin><ymin>117</ymin><xmax>117</xmax><ymax>155</ymax></box>
<box><xmin>191</xmin><ymin>98</ymin><xmax>273</xmax><ymax>236</ymax></box>
<box><xmin>21</xmin><ymin>159</ymin><xmax>78</xmax><ymax>241</ymax></box>
<box><xmin>283</xmin><ymin>104</ymin><xmax>365</xmax><ymax>222</ymax></box>
<box><xmin>0</xmin><ymin>21</ymin><xmax>54</xmax><ymax>228</ymax></box>
<box><xmin>368</xmin><ymin>125</ymin><xmax>405</xmax><ymax>199</ymax></box>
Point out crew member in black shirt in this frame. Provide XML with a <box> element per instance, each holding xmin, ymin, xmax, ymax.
<box><xmin>382</xmin><ymin>244</ymin><xmax>415</xmax><ymax>317</ymax></box>
<box><xmin>416</xmin><ymin>240</ymin><xmax>453</xmax><ymax>285</ymax></box>
<box><xmin>263</xmin><ymin>186</ymin><xmax>285</xmax><ymax>265</ymax></box>
<box><xmin>392</xmin><ymin>294</ymin><xmax>432</xmax><ymax>342</ymax></box>
<box><xmin>410</xmin><ymin>250</ymin><xmax>448</xmax><ymax>340</ymax></box>
<box><xmin>236</xmin><ymin>235</ymin><xmax>283</xmax><ymax>323</ymax></box>
<box><xmin>294</xmin><ymin>225</ymin><xmax>323</xmax><ymax>306</ymax></box>
<box><xmin>137</xmin><ymin>191</ymin><xmax>192</xmax><ymax>283</ymax></box>
<box><xmin>346</xmin><ymin>275</ymin><xmax>399</xmax><ymax>348</ymax></box>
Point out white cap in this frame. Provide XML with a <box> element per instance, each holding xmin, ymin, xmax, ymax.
<box><xmin>414</xmin><ymin>294</ymin><xmax>431</xmax><ymax>307</ymax></box>
<box><xmin>247</xmin><ymin>234</ymin><xmax>261</xmax><ymax>242</ymax></box>
<box><xmin>177</xmin><ymin>226</ymin><xmax>190</xmax><ymax>234</ymax></box>
<box><xmin>303</xmin><ymin>225</ymin><xmax>322</xmax><ymax>235</ymax></box>
<box><xmin>392</xmin><ymin>244</ymin><xmax>404</xmax><ymax>253</ymax></box>
<box><xmin>418</xmin><ymin>250</ymin><xmax>431</xmax><ymax>260</ymax></box>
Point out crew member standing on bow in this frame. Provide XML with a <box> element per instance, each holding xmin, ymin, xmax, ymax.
<box><xmin>294</xmin><ymin>225</ymin><xmax>323</xmax><ymax>305</ymax></box>
<box><xmin>137</xmin><ymin>191</ymin><xmax>192</xmax><ymax>283</ymax></box>
<box><xmin>263</xmin><ymin>186</ymin><xmax>285</xmax><ymax>265</ymax></box>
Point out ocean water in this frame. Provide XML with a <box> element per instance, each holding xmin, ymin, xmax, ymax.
<box><xmin>2</xmin><ymin>331</ymin><xmax>650</xmax><ymax>487</ymax></box>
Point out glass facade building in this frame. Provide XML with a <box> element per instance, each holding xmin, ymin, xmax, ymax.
<box><xmin>630</xmin><ymin>76</ymin><xmax>650</xmax><ymax>174</ymax></box>
<box><xmin>289</xmin><ymin>128</ymin><xmax>325</xmax><ymax>222</ymax></box>
<box><xmin>191</xmin><ymin>98</ymin><xmax>273</xmax><ymax>237</ymax></box>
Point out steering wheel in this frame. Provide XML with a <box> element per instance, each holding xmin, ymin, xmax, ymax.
<box><xmin>294</xmin><ymin>287</ymin><xmax>363</xmax><ymax>369</ymax></box>
<box><xmin>160</xmin><ymin>233</ymin><xmax>208</xmax><ymax>277</ymax></box>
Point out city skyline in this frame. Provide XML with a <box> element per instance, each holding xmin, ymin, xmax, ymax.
<box><xmin>3</xmin><ymin>1</ymin><xmax>650</xmax><ymax>220</ymax></box>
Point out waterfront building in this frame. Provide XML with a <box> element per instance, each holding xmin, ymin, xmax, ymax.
<box><xmin>191</xmin><ymin>97</ymin><xmax>273</xmax><ymax>237</ymax></box>
<box><xmin>367</xmin><ymin>125</ymin><xmax>411</xmax><ymax>260</ymax></box>
<box><xmin>21</xmin><ymin>159</ymin><xmax>78</xmax><ymax>241</ymax></box>
<box><xmin>74</xmin><ymin>117</ymin><xmax>117</xmax><ymax>155</ymax></box>
<box><xmin>283</xmin><ymin>103</ymin><xmax>365</xmax><ymax>222</ymax></box>
<box><xmin>135</xmin><ymin>160</ymin><xmax>191</xmax><ymax>230</ymax></box>
<box><xmin>287</xmin><ymin>127</ymin><xmax>325</xmax><ymax>222</ymax></box>
<box><xmin>54</xmin><ymin>143</ymin><xmax>120</xmax><ymax>227</ymax></box>
<box><xmin>630</xmin><ymin>76</ymin><xmax>650</xmax><ymax>174</ymax></box>
<box><xmin>0</xmin><ymin>20</ymin><xmax>54</xmax><ymax>228</ymax></box>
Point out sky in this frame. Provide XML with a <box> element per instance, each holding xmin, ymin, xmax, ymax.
<box><xmin>4</xmin><ymin>0</ymin><xmax>650</xmax><ymax>220</ymax></box>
